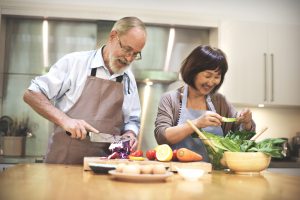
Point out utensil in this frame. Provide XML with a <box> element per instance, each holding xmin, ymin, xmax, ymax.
<box><xmin>0</xmin><ymin>116</ymin><xmax>13</xmax><ymax>136</ymax></box>
<box><xmin>186</xmin><ymin>120</ymin><xmax>218</xmax><ymax>152</ymax></box>
<box><xmin>66</xmin><ymin>131</ymin><xmax>130</xmax><ymax>143</ymax></box>
<box><xmin>89</xmin><ymin>132</ymin><xmax>131</xmax><ymax>143</ymax></box>
<box><xmin>250</xmin><ymin>126</ymin><xmax>268</xmax><ymax>141</ymax></box>
<box><xmin>224</xmin><ymin>152</ymin><xmax>271</xmax><ymax>174</ymax></box>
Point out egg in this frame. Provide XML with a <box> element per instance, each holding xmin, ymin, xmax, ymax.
<box><xmin>152</xmin><ymin>164</ymin><xmax>166</xmax><ymax>174</ymax></box>
<box><xmin>116</xmin><ymin>163</ymin><xmax>126</xmax><ymax>173</ymax></box>
<box><xmin>140</xmin><ymin>164</ymin><xmax>153</xmax><ymax>174</ymax></box>
<box><xmin>122</xmin><ymin>164</ymin><xmax>141</xmax><ymax>174</ymax></box>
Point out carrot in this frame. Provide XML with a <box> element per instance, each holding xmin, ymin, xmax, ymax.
<box><xmin>176</xmin><ymin>148</ymin><xmax>203</xmax><ymax>162</ymax></box>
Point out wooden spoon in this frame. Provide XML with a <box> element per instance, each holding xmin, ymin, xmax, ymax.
<box><xmin>186</xmin><ymin>119</ymin><xmax>218</xmax><ymax>152</ymax></box>
<box><xmin>250</xmin><ymin>126</ymin><xmax>268</xmax><ymax>141</ymax></box>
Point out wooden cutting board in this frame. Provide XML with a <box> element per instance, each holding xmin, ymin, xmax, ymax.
<box><xmin>83</xmin><ymin>157</ymin><xmax>212</xmax><ymax>173</ymax></box>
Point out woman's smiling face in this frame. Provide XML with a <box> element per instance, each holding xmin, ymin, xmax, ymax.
<box><xmin>194</xmin><ymin>69</ymin><xmax>222</xmax><ymax>95</ymax></box>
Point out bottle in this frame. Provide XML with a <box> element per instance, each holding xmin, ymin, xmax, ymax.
<box><xmin>292</xmin><ymin>132</ymin><xmax>300</xmax><ymax>158</ymax></box>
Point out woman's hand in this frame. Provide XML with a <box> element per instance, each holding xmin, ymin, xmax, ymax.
<box><xmin>193</xmin><ymin>111</ymin><xmax>223</xmax><ymax>128</ymax></box>
<box><xmin>237</xmin><ymin>108</ymin><xmax>253</xmax><ymax>130</ymax></box>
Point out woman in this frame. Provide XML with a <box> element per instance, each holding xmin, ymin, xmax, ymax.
<box><xmin>154</xmin><ymin>45</ymin><xmax>255</xmax><ymax>162</ymax></box>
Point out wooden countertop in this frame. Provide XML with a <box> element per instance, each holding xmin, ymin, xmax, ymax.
<box><xmin>0</xmin><ymin>164</ymin><xmax>299</xmax><ymax>200</ymax></box>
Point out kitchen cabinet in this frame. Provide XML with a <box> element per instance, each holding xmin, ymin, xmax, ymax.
<box><xmin>219</xmin><ymin>21</ymin><xmax>300</xmax><ymax>106</ymax></box>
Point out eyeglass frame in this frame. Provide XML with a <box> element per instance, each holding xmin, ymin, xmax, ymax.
<box><xmin>116</xmin><ymin>34</ymin><xmax>142</xmax><ymax>60</ymax></box>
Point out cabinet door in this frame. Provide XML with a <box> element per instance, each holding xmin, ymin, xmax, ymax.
<box><xmin>268</xmin><ymin>25</ymin><xmax>300</xmax><ymax>106</ymax></box>
<box><xmin>219</xmin><ymin>21</ymin><xmax>268</xmax><ymax>105</ymax></box>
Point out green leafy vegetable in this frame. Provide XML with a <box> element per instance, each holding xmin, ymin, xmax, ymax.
<box><xmin>247</xmin><ymin>138</ymin><xmax>286</xmax><ymax>158</ymax></box>
<box><xmin>197</xmin><ymin>129</ymin><xmax>285</xmax><ymax>170</ymax></box>
<box><xmin>221</xmin><ymin>117</ymin><xmax>237</xmax><ymax>122</ymax></box>
<box><xmin>220</xmin><ymin>138</ymin><xmax>241</xmax><ymax>152</ymax></box>
<box><xmin>225</xmin><ymin>130</ymin><xmax>256</xmax><ymax>141</ymax></box>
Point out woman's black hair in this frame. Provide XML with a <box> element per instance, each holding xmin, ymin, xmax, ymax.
<box><xmin>180</xmin><ymin>45</ymin><xmax>228</xmax><ymax>93</ymax></box>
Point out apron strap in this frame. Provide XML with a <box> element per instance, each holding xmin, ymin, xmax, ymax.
<box><xmin>116</xmin><ymin>76</ymin><xmax>123</xmax><ymax>83</ymax></box>
<box><xmin>90</xmin><ymin>68</ymin><xmax>123</xmax><ymax>83</ymax></box>
<box><xmin>90</xmin><ymin>68</ymin><xmax>97</xmax><ymax>76</ymax></box>
<box><xmin>206</xmin><ymin>95</ymin><xmax>216</xmax><ymax>112</ymax></box>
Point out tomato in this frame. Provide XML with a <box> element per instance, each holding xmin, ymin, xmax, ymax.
<box><xmin>130</xmin><ymin>150</ymin><xmax>143</xmax><ymax>157</ymax></box>
<box><xmin>172</xmin><ymin>149</ymin><xmax>178</xmax><ymax>161</ymax></box>
<box><xmin>146</xmin><ymin>150</ymin><xmax>156</xmax><ymax>160</ymax></box>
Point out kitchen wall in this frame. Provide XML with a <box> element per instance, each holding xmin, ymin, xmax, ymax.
<box><xmin>1</xmin><ymin>18</ymin><xmax>98</xmax><ymax>156</ymax></box>
<box><xmin>237</xmin><ymin>106</ymin><xmax>300</xmax><ymax>143</ymax></box>
<box><xmin>0</xmin><ymin>0</ymin><xmax>299</xmax><ymax>153</ymax></box>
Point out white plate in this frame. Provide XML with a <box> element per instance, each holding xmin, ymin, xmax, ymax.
<box><xmin>108</xmin><ymin>170</ymin><xmax>173</xmax><ymax>182</ymax></box>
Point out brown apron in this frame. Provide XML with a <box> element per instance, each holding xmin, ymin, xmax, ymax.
<box><xmin>45</xmin><ymin>67</ymin><xmax>124</xmax><ymax>164</ymax></box>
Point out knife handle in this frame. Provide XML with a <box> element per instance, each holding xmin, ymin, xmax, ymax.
<box><xmin>65</xmin><ymin>131</ymin><xmax>90</xmax><ymax>136</ymax></box>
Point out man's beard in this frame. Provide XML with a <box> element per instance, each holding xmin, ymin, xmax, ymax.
<box><xmin>109</xmin><ymin>55</ymin><xmax>130</xmax><ymax>74</ymax></box>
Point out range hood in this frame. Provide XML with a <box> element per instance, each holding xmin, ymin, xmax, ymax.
<box><xmin>130</xmin><ymin>25</ymin><xmax>215</xmax><ymax>86</ymax></box>
<box><xmin>133</xmin><ymin>70</ymin><xmax>178</xmax><ymax>83</ymax></box>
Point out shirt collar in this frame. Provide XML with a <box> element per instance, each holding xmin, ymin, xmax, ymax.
<box><xmin>90</xmin><ymin>46</ymin><xmax>105</xmax><ymax>69</ymax></box>
<box><xmin>90</xmin><ymin>46</ymin><xmax>129</xmax><ymax>77</ymax></box>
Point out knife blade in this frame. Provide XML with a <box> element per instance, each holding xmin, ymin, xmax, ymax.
<box><xmin>89</xmin><ymin>132</ymin><xmax>130</xmax><ymax>143</ymax></box>
<box><xmin>66</xmin><ymin>131</ymin><xmax>130</xmax><ymax>143</ymax></box>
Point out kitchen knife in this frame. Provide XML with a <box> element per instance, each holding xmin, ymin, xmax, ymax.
<box><xmin>66</xmin><ymin>131</ymin><xmax>130</xmax><ymax>143</ymax></box>
<box><xmin>89</xmin><ymin>132</ymin><xmax>130</xmax><ymax>143</ymax></box>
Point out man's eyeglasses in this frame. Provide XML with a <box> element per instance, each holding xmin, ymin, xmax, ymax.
<box><xmin>117</xmin><ymin>35</ymin><xmax>142</xmax><ymax>60</ymax></box>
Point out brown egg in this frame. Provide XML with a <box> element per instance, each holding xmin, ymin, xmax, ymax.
<box><xmin>122</xmin><ymin>164</ymin><xmax>141</xmax><ymax>174</ymax></box>
<box><xmin>140</xmin><ymin>164</ymin><xmax>153</xmax><ymax>174</ymax></box>
<box><xmin>152</xmin><ymin>164</ymin><xmax>166</xmax><ymax>174</ymax></box>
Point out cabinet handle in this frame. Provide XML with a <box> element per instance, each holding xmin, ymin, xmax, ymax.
<box><xmin>264</xmin><ymin>53</ymin><xmax>267</xmax><ymax>101</ymax></box>
<box><xmin>270</xmin><ymin>53</ymin><xmax>274</xmax><ymax>102</ymax></box>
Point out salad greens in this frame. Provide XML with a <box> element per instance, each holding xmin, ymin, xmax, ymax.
<box><xmin>200</xmin><ymin>129</ymin><xmax>285</xmax><ymax>170</ymax></box>
<box><xmin>221</xmin><ymin>117</ymin><xmax>237</xmax><ymax>122</ymax></box>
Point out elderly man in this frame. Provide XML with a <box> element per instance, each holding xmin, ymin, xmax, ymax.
<box><xmin>23</xmin><ymin>16</ymin><xmax>147</xmax><ymax>164</ymax></box>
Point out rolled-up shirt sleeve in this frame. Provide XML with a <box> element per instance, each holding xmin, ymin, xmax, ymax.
<box><xmin>122</xmin><ymin>72</ymin><xmax>141</xmax><ymax>136</ymax></box>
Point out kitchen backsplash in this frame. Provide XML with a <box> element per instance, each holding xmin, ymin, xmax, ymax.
<box><xmin>236</xmin><ymin>106</ymin><xmax>300</xmax><ymax>142</ymax></box>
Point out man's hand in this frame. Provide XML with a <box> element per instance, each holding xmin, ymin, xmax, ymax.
<box><xmin>62</xmin><ymin>117</ymin><xmax>99</xmax><ymax>140</ymax></box>
<box><xmin>23</xmin><ymin>90</ymin><xmax>99</xmax><ymax>139</ymax></box>
<box><xmin>122</xmin><ymin>130</ymin><xmax>138</xmax><ymax>152</ymax></box>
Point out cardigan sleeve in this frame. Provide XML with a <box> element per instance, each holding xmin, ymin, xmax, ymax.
<box><xmin>154</xmin><ymin>89</ymin><xmax>181</xmax><ymax>145</ymax></box>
